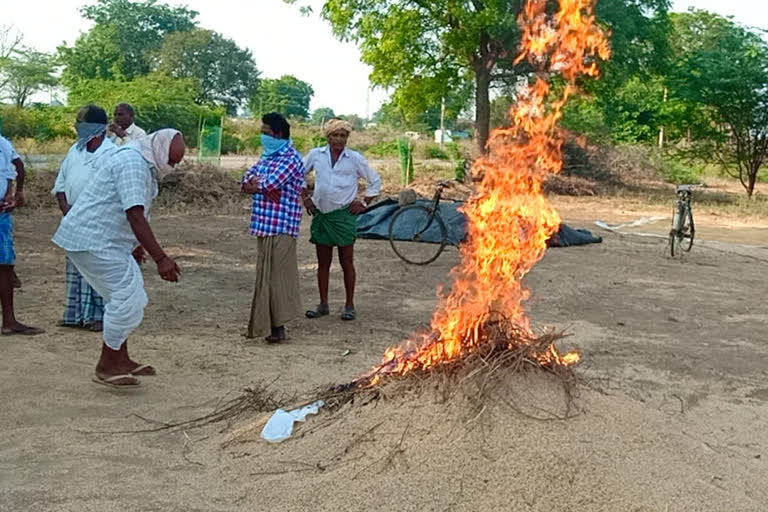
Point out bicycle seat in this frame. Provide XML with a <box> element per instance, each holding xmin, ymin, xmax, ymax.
<box><xmin>676</xmin><ymin>183</ymin><xmax>703</xmax><ymax>192</ymax></box>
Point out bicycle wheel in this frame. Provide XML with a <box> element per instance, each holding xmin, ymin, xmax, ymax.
<box><xmin>389</xmin><ymin>204</ymin><xmax>448</xmax><ymax>265</ymax></box>
<box><xmin>681</xmin><ymin>208</ymin><xmax>695</xmax><ymax>252</ymax></box>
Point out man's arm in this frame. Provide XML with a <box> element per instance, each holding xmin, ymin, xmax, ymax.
<box><xmin>349</xmin><ymin>155</ymin><xmax>382</xmax><ymax>214</ymax></box>
<box><xmin>12</xmin><ymin>158</ymin><xmax>24</xmax><ymax>207</ymax></box>
<box><xmin>55</xmin><ymin>192</ymin><xmax>70</xmax><ymax>215</ymax></box>
<box><xmin>125</xmin><ymin>206</ymin><xmax>180</xmax><ymax>282</ymax></box>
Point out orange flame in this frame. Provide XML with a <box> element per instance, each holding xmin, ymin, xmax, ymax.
<box><xmin>362</xmin><ymin>0</ymin><xmax>610</xmax><ymax>387</ymax></box>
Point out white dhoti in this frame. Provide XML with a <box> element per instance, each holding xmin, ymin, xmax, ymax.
<box><xmin>66</xmin><ymin>250</ymin><xmax>148</xmax><ymax>350</ymax></box>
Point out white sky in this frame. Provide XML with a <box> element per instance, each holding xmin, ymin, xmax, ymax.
<box><xmin>5</xmin><ymin>0</ymin><xmax>767</xmax><ymax>116</ymax></box>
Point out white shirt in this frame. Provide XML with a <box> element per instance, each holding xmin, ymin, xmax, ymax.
<box><xmin>52</xmin><ymin>147</ymin><xmax>158</xmax><ymax>255</ymax></box>
<box><xmin>52</xmin><ymin>138</ymin><xmax>117</xmax><ymax>205</ymax></box>
<box><xmin>108</xmin><ymin>123</ymin><xmax>147</xmax><ymax>146</ymax></box>
<box><xmin>0</xmin><ymin>136</ymin><xmax>20</xmax><ymax>199</ymax></box>
<box><xmin>303</xmin><ymin>146</ymin><xmax>382</xmax><ymax>214</ymax></box>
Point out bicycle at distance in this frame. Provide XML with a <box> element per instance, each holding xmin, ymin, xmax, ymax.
<box><xmin>669</xmin><ymin>184</ymin><xmax>696</xmax><ymax>257</ymax></box>
<box><xmin>388</xmin><ymin>180</ymin><xmax>456</xmax><ymax>265</ymax></box>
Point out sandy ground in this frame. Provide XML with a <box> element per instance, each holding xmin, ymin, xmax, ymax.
<box><xmin>1</xmin><ymin>204</ymin><xmax>767</xmax><ymax>512</ymax></box>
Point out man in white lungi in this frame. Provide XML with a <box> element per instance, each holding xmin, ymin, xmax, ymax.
<box><xmin>53</xmin><ymin>129</ymin><xmax>184</xmax><ymax>388</ymax></box>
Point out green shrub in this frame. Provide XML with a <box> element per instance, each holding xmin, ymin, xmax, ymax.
<box><xmin>658</xmin><ymin>156</ymin><xmax>701</xmax><ymax>184</ymax></box>
<box><xmin>425</xmin><ymin>143</ymin><xmax>450</xmax><ymax>160</ymax></box>
<box><xmin>220</xmin><ymin>133</ymin><xmax>243</xmax><ymax>155</ymax></box>
<box><xmin>243</xmin><ymin>136</ymin><xmax>261</xmax><ymax>153</ymax></box>
<box><xmin>366</xmin><ymin>139</ymin><xmax>400</xmax><ymax>158</ymax></box>
<box><xmin>0</xmin><ymin>105</ymin><xmax>75</xmax><ymax>141</ymax></box>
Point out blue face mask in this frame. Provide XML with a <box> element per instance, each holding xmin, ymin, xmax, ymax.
<box><xmin>261</xmin><ymin>134</ymin><xmax>288</xmax><ymax>156</ymax></box>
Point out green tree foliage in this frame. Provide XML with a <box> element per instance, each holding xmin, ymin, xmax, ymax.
<box><xmin>311</xmin><ymin>107</ymin><xmax>336</xmax><ymax>125</ymax></box>
<box><xmin>155</xmin><ymin>29</ymin><xmax>259</xmax><ymax>114</ymax></box>
<box><xmin>59</xmin><ymin>0</ymin><xmax>197</xmax><ymax>85</ymax></box>
<box><xmin>669</xmin><ymin>10</ymin><xmax>768</xmax><ymax>197</ymax></box>
<box><xmin>68</xmin><ymin>72</ymin><xmax>221</xmax><ymax>147</ymax></box>
<box><xmin>250</xmin><ymin>75</ymin><xmax>314</xmax><ymax>119</ymax></box>
<box><xmin>288</xmin><ymin>0</ymin><xmax>668</xmax><ymax>153</ymax></box>
<box><xmin>0</xmin><ymin>49</ymin><xmax>58</xmax><ymax>107</ymax></box>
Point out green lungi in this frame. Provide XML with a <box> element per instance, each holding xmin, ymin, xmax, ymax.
<box><xmin>310</xmin><ymin>207</ymin><xmax>358</xmax><ymax>247</ymax></box>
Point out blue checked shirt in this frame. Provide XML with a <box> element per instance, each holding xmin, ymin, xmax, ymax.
<box><xmin>242</xmin><ymin>142</ymin><xmax>305</xmax><ymax>238</ymax></box>
<box><xmin>53</xmin><ymin>147</ymin><xmax>157</xmax><ymax>254</ymax></box>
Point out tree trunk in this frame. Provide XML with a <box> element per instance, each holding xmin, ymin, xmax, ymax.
<box><xmin>747</xmin><ymin>164</ymin><xmax>757</xmax><ymax>198</ymax></box>
<box><xmin>474</xmin><ymin>64</ymin><xmax>492</xmax><ymax>155</ymax></box>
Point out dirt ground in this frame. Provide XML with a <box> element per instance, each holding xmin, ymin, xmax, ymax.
<box><xmin>1</xmin><ymin>200</ymin><xmax>767</xmax><ymax>512</ymax></box>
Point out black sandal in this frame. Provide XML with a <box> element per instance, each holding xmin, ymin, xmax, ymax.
<box><xmin>306</xmin><ymin>304</ymin><xmax>330</xmax><ymax>319</ymax></box>
<box><xmin>341</xmin><ymin>306</ymin><xmax>356</xmax><ymax>321</ymax></box>
<box><xmin>265</xmin><ymin>326</ymin><xmax>286</xmax><ymax>343</ymax></box>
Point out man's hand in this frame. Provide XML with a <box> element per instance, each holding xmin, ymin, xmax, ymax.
<box><xmin>108</xmin><ymin>123</ymin><xmax>126</xmax><ymax>138</ymax></box>
<box><xmin>349</xmin><ymin>200</ymin><xmax>367</xmax><ymax>215</ymax></box>
<box><xmin>241</xmin><ymin>177</ymin><xmax>260</xmax><ymax>195</ymax></box>
<box><xmin>157</xmin><ymin>255</ymin><xmax>181</xmax><ymax>282</ymax></box>
<box><xmin>1</xmin><ymin>195</ymin><xmax>16</xmax><ymax>213</ymax></box>
<box><xmin>303</xmin><ymin>197</ymin><xmax>317</xmax><ymax>215</ymax></box>
<box><xmin>265</xmin><ymin>188</ymin><xmax>281</xmax><ymax>203</ymax></box>
<box><xmin>132</xmin><ymin>245</ymin><xmax>147</xmax><ymax>265</ymax></box>
<box><xmin>14</xmin><ymin>191</ymin><xmax>24</xmax><ymax>208</ymax></box>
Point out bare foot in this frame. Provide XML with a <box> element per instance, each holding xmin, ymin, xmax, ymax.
<box><xmin>2</xmin><ymin>322</ymin><xmax>45</xmax><ymax>336</ymax></box>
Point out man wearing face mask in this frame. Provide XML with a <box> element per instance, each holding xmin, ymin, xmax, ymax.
<box><xmin>52</xmin><ymin>105</ymin><xmax>117</xmax><ymax>332</ymax></box>
<box><xmin>241</xmin><ymin>112</ymin><xmax>305</xmax><ymax>343</ymax></box>
<box><xmin>53</xmin><ymin>129</ymin><xmax>185</xmax><ymax>388</ymax></box>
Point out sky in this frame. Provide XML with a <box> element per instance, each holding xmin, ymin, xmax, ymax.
<box><xmin>5</xmin><ymin>0</ymin><xmax>767</xmax><ymax>116</ymax></box>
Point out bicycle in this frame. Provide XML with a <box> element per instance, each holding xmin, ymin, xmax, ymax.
<box><xmin>669</xmin><ymin>184</ymin><xmax>696</xmax><ymax>257</ymax></box>
<box><xmin>388</xmin><ymin>180</ymin><xmax>454</xmax><ymax>265</ymax></box>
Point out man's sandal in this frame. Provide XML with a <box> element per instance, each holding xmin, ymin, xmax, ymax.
<box><xmin>341</xmin><ymin>306</ymin><xmax>356</xmax><ymax>321</ymax></box>
<box><xmin>306</xmin><ymin>304</ymin><xmax>330</xmax><ymax>319</ymax></box>
<box><xmin>266</xmin><ymin>326</ymin><xmax>286</xmax><ymax>344</ymax></box>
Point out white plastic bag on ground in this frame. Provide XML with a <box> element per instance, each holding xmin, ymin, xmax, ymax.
<box><xmin>260</xmin><ymin>400</ymin><xmax>324</xmax><ymax>443</ymax></box>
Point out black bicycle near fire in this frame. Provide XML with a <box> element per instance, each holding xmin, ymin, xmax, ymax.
<box><xmin>388</xmin><ymin>180</ymin><xmax>454</xmax><ymax>265</ymax></box>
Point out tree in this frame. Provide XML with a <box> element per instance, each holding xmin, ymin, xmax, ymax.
<box><xmin>670</xmin><ymin>10</ymin><xmax>768</xmax><ymax>197</ymax></box>
<box><xmin>155</xmin><ymin>29</ymin><xmax>259</xmax><ymax>114</ymax></box>
<box><xmin>0</xmin><ymin>25</ymin><xmax>23</xmax><ymax>91</ymax></box>
<box><xmin>59</xmin><ymin>0</ymin><xmax>197</xmax><ymax>85</ymax></box>
<box><xmin>250</xmin><ymin>75</ymin><xmax>314</xmax><ymax>119</ymax></box>
<box><xmin>311</xmin><ymin>107</ymin><xmax>336</xmax><ymax>125</ymax></box>
<box><xmin>287</xmin><ymin>0</ymin><xmax>669</xmax><ymax>153</ymax></box>
<box><xmin>67</xmin><ymin>72</ymin><xmax>220</xmax><ymax>147</ymax></box>
<box><xmin>1</xmin><ymin>49</ymin><xmax>58</xmax><ymax>107</ymax></box>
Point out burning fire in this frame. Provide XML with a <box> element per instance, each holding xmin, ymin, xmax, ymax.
<box><xmin>362</xmin><ymin>0</ymin><xmax>610</xmax><ymax>387</ymax></box>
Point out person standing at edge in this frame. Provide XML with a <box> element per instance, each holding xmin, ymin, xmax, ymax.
<box><xmin>241</xmin><ymin>113</ymin><xmax>305</xmax><ymax>343</ymax></box>
<box><xmin>302</xmin><ymin>118</ymin><xmax>382</xmax><ymax>322</ymax></box>
<box><xmin>0</xmin><ymin>126</ymin><xmax>43</xmax><ymax>336</ymax></box>
<box><xmin>52</xmin><ymin>129</ymin><xmax>184</xmax><ymax>388</ymax></box>
<box><xmin>108</xmin><ymin>103</ymin><xmax>147</xmax><ymax>146</ymax></box>
<box><xmin>53</xmin><ymin>105</ymin><xmax>116</xmax><ymax>332</ymax></box>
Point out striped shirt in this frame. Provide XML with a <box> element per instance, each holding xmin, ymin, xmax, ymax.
<box><xmin>52</xmin><ymin>147</ymin><xmax>157</xmax><ymax>254</ymax></box>
<box><xmin>242</xmin><ymin>142</ymin><xmax>305</xmax><ymax>238</ymax></box>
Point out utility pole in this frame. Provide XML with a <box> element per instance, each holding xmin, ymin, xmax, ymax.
<box><xmin>365</xmin><ymin>86</ymin><xmax>371</xmax><ymax>121</ymax></box>
<box><xmin>439</xmin><ymin>96</ymin><xmax>446</xmax><ymax>148</ymax></box>
<box><xmin>658</xmin><ymin>87</ymin><xmax>668</xmax><ymax>149</ymax></box>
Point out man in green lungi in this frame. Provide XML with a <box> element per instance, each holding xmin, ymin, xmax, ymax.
<box><xmin>303</xmin><ymin>118</ymin><xmax>382</xmax><ymax>321</ymax></box>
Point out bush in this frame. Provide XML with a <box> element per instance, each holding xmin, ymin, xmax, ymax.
<box><xmin>0</xmin><ymin>105</ymin><xmax>75</xmax><ymax>141</ymax></box>
<box><xmin>366</xmin><ymin>139</ymin><xmax>400</xmax><ymax>158</ymax></box>
<box><xmin>220</xmin><ymin>133</ymin><xmax>243</xmax><ymax>155</ymax></box>
<box><xmin>425</xmin><ymin>144</ymin><xmax>450</xmax><ymax>160</ymax></box>
<box><xmin>657</xmin><ymin>156</ymin><xmax>701</xmax><ymax>184</ymax></box>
